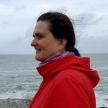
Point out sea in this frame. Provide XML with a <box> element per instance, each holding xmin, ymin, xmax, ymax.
<box><xmin>0</xmin><ymin>54</ymin><xmax>108</xmax><ymax>107</ymax></box>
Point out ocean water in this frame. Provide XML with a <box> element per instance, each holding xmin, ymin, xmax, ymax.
<box><xmin>83</xmin><ymin>54</ymin><xmax>108</xmax><ymax>107</ymax></box>
<box><xmin>0</xmin><ymin>54</ymin><xmax>108</xmax><ymax>107</ymax></box>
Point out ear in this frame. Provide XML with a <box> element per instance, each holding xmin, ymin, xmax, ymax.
<box><xmin>58</xmin><ymin>39</ymin><xmax>67</xmax><ymax>48</ymax></box>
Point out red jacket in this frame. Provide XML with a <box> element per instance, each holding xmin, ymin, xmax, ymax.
<box><xmin>28</xmin><ymin>54</ymin><xmax>99</xmax><ymax>108</ymax></box>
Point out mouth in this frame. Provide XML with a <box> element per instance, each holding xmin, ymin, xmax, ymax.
<box><xmin>35</xmin><ymin>47</ymin><xmax>41</xmax><ymax>52</ymax></box>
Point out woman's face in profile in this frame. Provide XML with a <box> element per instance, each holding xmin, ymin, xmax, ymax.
<box><xmin>31</xmin><ymin>21</ymin><xmax>65</xmax><ymax>61</ymax></box>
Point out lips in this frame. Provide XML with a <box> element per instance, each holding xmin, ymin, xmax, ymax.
<box><xmin>35</xmin><ymin>47</ymin><xmax>41</xmax><ymax>52</ymax></box>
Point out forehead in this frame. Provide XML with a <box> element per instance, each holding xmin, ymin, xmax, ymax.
<box><xmin>33</xmin><ymin>21</ymin><xmax>50</xmax><ymax>34</ymax></box>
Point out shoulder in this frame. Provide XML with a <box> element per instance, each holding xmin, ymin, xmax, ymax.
<box><xmin>55</xmin><ymin>69</ymin><xmax>87</xmax><ymax>83</ymax></box>
<box><xmin>52</xmin><ymin>69</ymin><xmax>92</xmax><ymax>92</ymax></box>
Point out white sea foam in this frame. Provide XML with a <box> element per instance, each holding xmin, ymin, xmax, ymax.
<box><xmin>0</xmin><ymin>91</ymin><xmax>35</xmax><ymax>99</ymax></box>
<box><xmin>0</xmin><ymin>91</ymin><xmax>108</xmax><ymax>107</ymax></box>
<box><xmin>94</xmin><ymin>66</ymin><xmax>108</xmax><ymax>71</ymax></box>
<box><xmin>96</xmin><ymin>92</ymin><xmax>108</xmax><ymax>107</ymax></box>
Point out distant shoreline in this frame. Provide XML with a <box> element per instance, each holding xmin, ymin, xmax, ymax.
<box><xmin>0</xmin><ymin>98</ymin><xmax>107</xmax><ymax>108</ymax></box>
<box><xmin>0</xmin><ymin>99</ymin><xmax>30</xmax><ymax>108</ymax></box>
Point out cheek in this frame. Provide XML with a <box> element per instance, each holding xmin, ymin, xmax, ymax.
<box><xmin>39</xmin><ymin>39</ymin><xmax>59</xmax><ymax>52</ymax></box>
<box><xmin>46</xmin><ymin>43</ymin><xmax>59</xmax><ymax>53</ymax></box>
<box><xmin>40</xmin><ymin>40</ymin><xmax>51</xmax><ymax>48</ymax></box>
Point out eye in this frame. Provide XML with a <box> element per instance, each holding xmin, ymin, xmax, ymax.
<box><xmin>33</xmin><ymin>34</ymin><xmax>36</xmax><ymax>38</ymax></box>
<box><xmin>36</xmin><ymin>35</ymin><xmax>43</xmax><ymax>39</ymax></box>
<box><xmin>33</xmin><ymin>33</ymin><xmax>44</xmax><ymax>39</ymax></box>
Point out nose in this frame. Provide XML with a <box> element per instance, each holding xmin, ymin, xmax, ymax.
<box><xmin>31</xmin><ymin>38</ymin><xmax>37</xmax><ymax>47</ymax></box>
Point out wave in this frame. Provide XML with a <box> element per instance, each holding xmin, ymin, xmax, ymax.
<box><xmin>0</xmin><ymin>91</ymin><xmax>35</xmax><ymax>99</ymax></box>
<box><xmin>0</xmin><ymin>91</ymin><xmax>108</xmax><ymax>107</ymax></box>
<box><xmin>95</xmin><ymin>92</ymin><xmax>108</xmax><ymax>107</ymax></box>
<box><xmin>94</xmin><ymin>66</ymin><xmax>108</xmax><ymax>71</ymax></box>
<box><xmin>0</xmin><ymin>99</ymin><xmax>29</xmax><ymax>108</ymax></box>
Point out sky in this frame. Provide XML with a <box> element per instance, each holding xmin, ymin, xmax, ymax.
<box><xmin>0</xmin><ymin>0</ymin><xmax>108</xmax><ymax>54</ymax></box>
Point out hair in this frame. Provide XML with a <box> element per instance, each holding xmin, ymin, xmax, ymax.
<box><xmin>37</xmin><ymin>12</ymin><xmax>80</xmax><ymax>56</ymax></box>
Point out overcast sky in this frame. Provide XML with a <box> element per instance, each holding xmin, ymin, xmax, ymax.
<box><xmin>0</xmin><ymin>0</ymin><xmax>108</xmax><ymax>54</ymax></box>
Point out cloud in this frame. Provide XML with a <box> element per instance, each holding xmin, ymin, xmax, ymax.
<box><xmin>75</xmin><ymin>12</ymin><xmax>103</xmax><ymax>25</ymax></box>
<box><xmin>0</xmin><ymin>0</ymin><xmax>108</xmax><ymax>54</ymax></box>
<box><xmin>73</xmin><ymin>12</ymin><xmax>108</xmax><ymax>39</ymax></box>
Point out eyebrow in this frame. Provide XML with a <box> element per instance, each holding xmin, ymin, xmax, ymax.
<box><xmin>33</xmin><ymin>32</ymin><xmax>44</xmax><ymax>37</ymax></box>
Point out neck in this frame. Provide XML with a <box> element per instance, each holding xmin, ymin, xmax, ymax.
<box><xmin>38</xmin><ymin>51</ymin><xmax>72</xmax><ymax>67</ymax></box>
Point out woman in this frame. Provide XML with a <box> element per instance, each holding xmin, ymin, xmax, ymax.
<box><xmin>28</xmin><ymin>12</ymin><xmax>99</xmax><ymax>108</ymax></box>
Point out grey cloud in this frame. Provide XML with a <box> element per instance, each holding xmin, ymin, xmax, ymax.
<box><xmin>14</xmin><ymin>5</ymin><xmax>27</xmax><ymax>11</ymax></box>
<box><xmin>2</xmin><ymin>21</ymin><xmax>9</xmax><ymax>25</ymax></box>
<box><xmin>73</xmin><ymin>12</ymin><xmax>104</xmax><ymax>38</ymax></box>
<box><xmin>75</xmin><ymin>12</ymin><xmax>103</xmax><ymax>27</ymax></box>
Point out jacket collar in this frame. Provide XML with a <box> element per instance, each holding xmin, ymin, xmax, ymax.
<box><xmin>37</xmin><ymin>54</ymin><xmax>77</xmax><ymax>80</ymax></box>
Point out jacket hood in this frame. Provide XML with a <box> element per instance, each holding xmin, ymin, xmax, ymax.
<box><xmin>37</xmin><ymin>54</ymin><xmax>100</xmax><ymax>88</ymax></box>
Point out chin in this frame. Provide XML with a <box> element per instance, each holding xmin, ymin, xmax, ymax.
<box><xmin>35</xmin><ymin>55</ymin><xmax>45</xmax><ymax>62</ymax></box>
